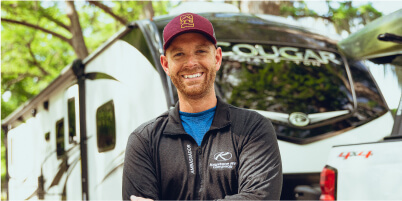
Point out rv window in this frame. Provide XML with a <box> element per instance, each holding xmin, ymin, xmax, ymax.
<box><xmin>215</xmin><ymin>42</ymin><xmax>357</xmax><ymax>143</ymax></box>
<box><xmin>45</xmin><ymin>132</ymin><xmax>50</xmax><ymax>141</ymax></box>
<box><xmin>96</xmin><ymin>100</ymin><xmax>116</xmax><ymax>153</ymax></box>
<box><xmin>216</xmin><ymin>42</ymin><xmax>352</xmax><ymax>114</ymax></box>
<box><xmin>68</xmin><ymin>98</ymin><xmax>76</xmax><ymax>143</ymax></box>
<box><xmin>56</xmin><ymin>118</ymin><xmax>65</xmax><ymax>158</ymax></box>
<box><xmin>348</xmin><ymin>60</ymin><xmax>388</xmax><ymax>122</ymax></box>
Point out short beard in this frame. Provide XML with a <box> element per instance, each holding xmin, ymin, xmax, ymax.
<box><xmin>171</xmin><ymin>66</ymin><xmax>216</xmax><ymax>100</ymax></box>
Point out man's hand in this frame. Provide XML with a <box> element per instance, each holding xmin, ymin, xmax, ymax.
<box><xmin>130</xmin><ymin>195</ymin><xmax>153</xmax><ymax>201</ymax></box>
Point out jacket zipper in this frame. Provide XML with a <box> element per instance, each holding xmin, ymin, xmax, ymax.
<box><xmin>196</xmin><ymin>147</ymin><xmax>203</xmax><ymax>200</ymax></box>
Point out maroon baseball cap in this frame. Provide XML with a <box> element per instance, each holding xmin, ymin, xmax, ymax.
<box><xmin>163</xmin><ymin>12</ymin><xmax>217</xmax><ymax>52</ymax></box>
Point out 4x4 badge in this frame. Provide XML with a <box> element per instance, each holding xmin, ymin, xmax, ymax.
<box><xmin>289</xmin><ymin>112</ymin><xmax>310</xmax><ymax>127</ymax></box>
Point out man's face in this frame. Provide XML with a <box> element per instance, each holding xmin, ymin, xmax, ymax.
<box><xmin>161</xmin><ymin>32</ymin><xmax>222</xmax><ymax>99</ymax></box>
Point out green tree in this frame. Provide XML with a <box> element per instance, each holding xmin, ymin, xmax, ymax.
<box><xmin>1</xmin><ymin>1</ymin><xmax>169</xmax><ymax>120</ymax></box>
<box><xmin>242</xmin><ymin>1</ymin><xmax>382</xmax><ymax>35</ymax></box>
<box><xmin>1</xmin><ymin>1</ymin><xmax>169</xmax><ymax>198</ymax></box>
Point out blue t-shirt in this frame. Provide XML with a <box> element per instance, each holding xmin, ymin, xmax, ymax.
<box><xmin>179</xmin><ymin>106</ymin><xmax>216</xmax><ymax>146</ymax></box>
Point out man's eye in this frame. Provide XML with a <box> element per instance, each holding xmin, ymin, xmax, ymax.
<box><xmin>197</xmin><ymin>50</ymin><xmax>207</xmax><ymax>53</ymax></box>
<box><xmin>174</xmin><ymin>53</ymin><xmax>183</xmax><ymax>57</ymax></box>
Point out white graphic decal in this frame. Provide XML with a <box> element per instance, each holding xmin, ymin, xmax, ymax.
<box><xmin>187</xmin><ymin>144</ymin><xmax>195</xmax><ymax>174</ymax></box>
<box><xmin>218</xmin><ymin>42</ymin><xmax>342</xmax><ymax>67</ymax></box>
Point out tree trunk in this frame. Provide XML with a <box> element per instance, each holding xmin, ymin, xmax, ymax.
<box><xmin>65</xmin><ymin>0</ymin><xmax>88</xmax><ymax>59</ymax></box>
<box><xmin>141</xmin><ymin>1</ymin><xmax>154</xmax><ymax>19</ymax></box>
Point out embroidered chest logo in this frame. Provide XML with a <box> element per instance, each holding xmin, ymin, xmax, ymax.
<box><xmin>180</xmin><ymin>14</ymin><xmax>194</xmax><ymax>28</ymax></box>
<box><xmin>210</xmin><ymin>151</ymin><xmax>236</xmax><ymax>170</ymax></box>
<box><xmin>214</xmin><ymin>152</ymin><xmax>232</xmax><ymax>161</ymax></box>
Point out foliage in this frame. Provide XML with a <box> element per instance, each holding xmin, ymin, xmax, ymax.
<box><xmin>1</xmin><ymin>0</ymin><xmax>169</xmax><ymax>196</ymax></box>
<box><xmin>217</xmin><ymin>59</ymin><xmax>350</xmax><ymax>114</ymax></box>
<box><xmin>279</xmin><ymin>1</ymin><xmax>382</xmax><ymax>34</ymax></box>
<box><xmin>1</xmin><ymin>1</ymin><xmax>169</xmax><ymax>120</ymax></box>
<box><xmin>391</xmin><ymin>108</ymin><xmax>397</xmax><ymax>117</ymax></box>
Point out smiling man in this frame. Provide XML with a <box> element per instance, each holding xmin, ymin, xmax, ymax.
<box><xmin>122</xmin><ymin>13</ymin><xmax>282</xmax><ymax>201</ymax></box>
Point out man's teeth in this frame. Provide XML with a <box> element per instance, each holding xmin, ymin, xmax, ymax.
<box><xmin>183</xmin><ymin>73</ymin><xmax>202</xmax><ymax>79</ymax></box>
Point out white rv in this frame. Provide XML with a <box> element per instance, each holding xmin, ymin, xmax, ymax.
<box><xmin>2</xmin><ymin>7</ymin><xmax>394</xmax><ymax>200</ymax></box>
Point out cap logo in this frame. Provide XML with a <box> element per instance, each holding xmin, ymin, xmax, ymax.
<box><xmin>180</xmin><ymin>14</ymin><xmax>194</xmax><ymax>28</ymax></box>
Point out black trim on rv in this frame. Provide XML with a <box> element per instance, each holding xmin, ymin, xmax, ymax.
<box><xmin>391</xmin><ymin>85</ymin><xmax>402</xmax><ymax>136</ymax></box>
<box><xmin>136</xmin><ymin>20</ymin><xmax>176</xmax><ymax>108</ymax></box>
<box><xmin>72</xmin><ymin>59</ymin><xmax>90</xmax><ymax>200</ymax></box>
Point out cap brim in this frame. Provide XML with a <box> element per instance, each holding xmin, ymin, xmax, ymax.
<box><xmin>163</xmin><ymin>29</ymin><xmax>217</xmax><ymax>52</ymax></box>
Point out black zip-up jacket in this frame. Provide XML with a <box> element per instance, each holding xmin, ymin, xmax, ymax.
<box><xmin>122</xmin><ymin>97</ymin><xmax>282</xmax><ymax>200</ymax></box>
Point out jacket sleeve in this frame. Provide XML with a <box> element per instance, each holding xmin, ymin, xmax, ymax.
<box><xmin>122</xmin><ymin>131</ymin><xmax>159</xmax><ymax>200</ymax></box>
<box><xmin>222</xmin><ymin>116</ymin><xmax>283</xmax><ymax>200</ymax></box>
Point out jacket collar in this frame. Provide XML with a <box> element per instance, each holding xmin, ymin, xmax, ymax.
<box><xmin>163</xmin><ymin>96</ymin><xmax>231</xmax><ymax>135</ymax></box>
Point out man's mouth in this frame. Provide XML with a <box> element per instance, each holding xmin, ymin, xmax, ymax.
<box><xmin>183</xmin><ymin>73</ymin><xmax>203</xmax><ymax>79</ymax></box>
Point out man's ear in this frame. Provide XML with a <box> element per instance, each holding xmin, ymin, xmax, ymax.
<box><xmin>160</xmin><ymin>55</ymin><xmax>170</xmax><ymax>76</ymax></box>
<box><xmin>215</xmin><ymin>47</ymin><xmax>223</xmax><ymax>71</ymax></box>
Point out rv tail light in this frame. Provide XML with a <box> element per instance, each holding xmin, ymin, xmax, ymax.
<box><xmin>320</xmin><ymin>165</ymin><xmax>337</xmax><ymax>201</ymax></box>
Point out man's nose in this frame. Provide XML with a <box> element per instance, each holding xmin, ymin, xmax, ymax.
<box><xmin>185</xmin><ymin>54</ymin><xmax>198</xmax><ymax>67</ymax></box>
